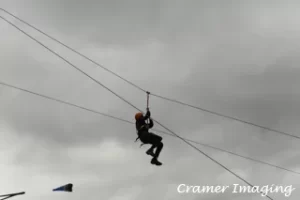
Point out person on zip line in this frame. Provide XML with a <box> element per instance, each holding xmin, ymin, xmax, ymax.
<box><xmin>134</xmin><ymin>92</ymin><xmax>163</xmax><ymax>166</ymax></box>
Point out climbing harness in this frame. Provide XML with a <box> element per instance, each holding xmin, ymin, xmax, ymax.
<box><xmin>135</xmin><ymin>136</ymin><xmax>144</xmax><ymax>147</ymax></box>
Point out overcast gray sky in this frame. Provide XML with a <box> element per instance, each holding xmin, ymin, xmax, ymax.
<box><xmin>1</xmin><ymin>0</ymin><xmax>300</xmax><ymax>199</ymax></box>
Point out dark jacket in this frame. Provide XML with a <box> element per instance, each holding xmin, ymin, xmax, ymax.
<box><xmin>136</xmin><ymin>111</ymin><xmax>153</xmax><ymax>135</ymax></box>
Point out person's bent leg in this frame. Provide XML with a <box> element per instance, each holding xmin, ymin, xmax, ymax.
<box><xmin>148</xmin><ymin>133</ymin><xmax>163</xmax><ymax>165</ymax></box>
<box><xmin>146</xmin><ymin>145</ymin><xmax>155</xmax><ymax>157</ymax></box>
<box><xmin>139</xmin><ymin>132</ymin><xmax>156</xmax><ymax>157</ymax></box>
<box><xmin>154</xmin><ymin>141</ymin><xmax>163</xmax><ymax>158</ymax></box>
<box><xmin>148</xmin><ymin>133</ymin><xmax>163</xmax><ymax>157</ymax></box>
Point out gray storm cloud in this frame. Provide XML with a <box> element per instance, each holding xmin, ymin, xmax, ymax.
<box><xmin>1</xmin><ymin>0</ymin><xmax>300</xmax><ymax>199</ymax></box>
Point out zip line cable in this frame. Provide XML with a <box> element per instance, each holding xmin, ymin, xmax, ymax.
<box><xmin>0</xmin><ymin>16</ymin><xmax>275</xmax><ymax>200</ymax></box>
<box><xmin>0</xmin><ymin>82</ymin><xmax>131</xmax><ymax>124</ymax></box>
<box><xmin>0</xmin><ymin>7</ymin><xmax>146</xmax><ymax>93</ymax></box>
<box><xmin>0</xmin><ymin>15</ymin><xmax>141</xmax><ymax>112</ymax></box>
<box><xmin>1</xmin><ymin>8</ymin><xmax>299</xmax><ymax>141</ymax></box>
<box><xmin>1</xmin><ymin>81</ymin><xmax>299</xmax><ymax>176</ymax></box>
<box><xmin>150</xmin><ymin>93</ymin><xmax>300</xmax><ymax>140</ymax></box>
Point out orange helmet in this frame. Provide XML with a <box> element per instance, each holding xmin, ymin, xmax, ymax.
<box><xmin>135</xmin><ymin>112</ymin><xmax>143</xmax><ymax>120</ymax></box>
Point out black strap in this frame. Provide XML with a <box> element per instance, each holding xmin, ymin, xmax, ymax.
<box><xmin>135</xmin><ymin>136</ymin><xmax>145</xmax><ymax>148</ymax></box>
<box><xmin>135</xmin><ymin>136</ymin><xmax>140</xmax><ymax>142</ymax></box>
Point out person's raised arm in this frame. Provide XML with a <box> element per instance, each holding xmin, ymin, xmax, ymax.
<box><xmin>143</xmin><ymin>109</ymin><xmax>151</xmax><ymax>120</ymax></box>
<box><xmin>148</xmin><ymin>118</ymin><xmax>154</xmax><ymax>129</ymax></box>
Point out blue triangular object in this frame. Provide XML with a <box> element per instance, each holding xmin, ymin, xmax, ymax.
<box><xmin>53</xmin><ymin>183</ymin><xmax>73</xmax><ymax>192</ymax></box>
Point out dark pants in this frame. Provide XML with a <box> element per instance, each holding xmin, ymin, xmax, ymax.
<box><xmin>139</xmin><ymin>132</ymin><xmax>163</xmax><ymax>159</ymax></box>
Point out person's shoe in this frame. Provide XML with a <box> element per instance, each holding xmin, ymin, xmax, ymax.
<box><xmin>146</xmin><ymin>149</ymin><xmax>155</xmax><ymax>157</ymax></box>
<box><xmin>151</xmin><ymin>158</ymin><xmax>162</xmax><ymax>166</ymax></box>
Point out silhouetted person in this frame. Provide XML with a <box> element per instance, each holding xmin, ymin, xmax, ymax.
<box><xmin>135</xmin><ymin>109</ymin><xmax>163</xmax><ymax>166</ymax></box>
